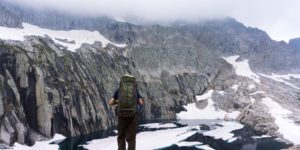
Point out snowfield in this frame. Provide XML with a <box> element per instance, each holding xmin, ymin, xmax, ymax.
<box><xmin>262</xmin><ymin>97</ymin><xmax>300</xmax><ymax>144</ymax></box>
<box><xmin>223</xmin><ymin>55</ymin><xmax>260</xmax><ymax>83</ymax></box>
<box><xmin>82</xmin><ymin>126</ymin><xmax>198</xmax><ymax>150</ymax></box>
<box><xmin>177</xmin><ymin>90</ymin><xmax>240</xmax><ymax>120</ymax></box>
<box><xmin>0</xmin><ymin>23</ymin><xmax>126</xmax><ymax>52</ymax></box>
<box><xmin>12</xmin><ymin>134</ymin><xmax>65</xmax><ymax>150</ymax></box>
<box><xmin>203</xmin><ymin>121</ymin><xmax>243</xmax><ymax>141</ymax></box>
<box><xmin>223</xmin><ymin>55</ymin><xmax>300</xmax><ymax>144</ymax></box>
<box><xmin>81</xmin><ymin>121</ymin><xmax>243</xmax><ymax>150</ymax></box>
<box><xmin>258</xmin><ymin>73</ymin><xmax>300</xmax><ymax>89</ymax></box>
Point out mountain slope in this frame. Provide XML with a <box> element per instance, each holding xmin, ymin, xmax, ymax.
<box><xmin>0</xmin><ymin>2</ymin><xmax>300</xmax><ymax>147</ymax></box>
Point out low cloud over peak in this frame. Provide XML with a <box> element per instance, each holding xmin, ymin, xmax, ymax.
<box><xmin>3</xmin><ymin>0</ymin><xmax>300</xmax><ymax>42</ymax></box>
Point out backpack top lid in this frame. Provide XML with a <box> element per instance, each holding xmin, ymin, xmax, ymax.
<box><xmin>121</xmin><ymin>74</ymin><xmax>136</xmax><ymax>82</ymax></box>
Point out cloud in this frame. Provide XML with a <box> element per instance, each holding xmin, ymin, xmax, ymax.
<box><xmin>4</xmin><ymin>0</ymin><xmax>300</xmax><ymax>41</ymax></box>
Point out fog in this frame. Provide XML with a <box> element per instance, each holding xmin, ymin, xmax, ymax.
<box><xmin>4</xmin><ymin>0</ymin><xmax>300</xmax><ymax>41</ymax></box>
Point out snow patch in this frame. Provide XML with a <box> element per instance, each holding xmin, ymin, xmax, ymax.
<box><xmin>248</xmin><ymin>84</ymin><xmax>256</xmax><ymax>90</ymax></box>
<box><xmin>249</xmin><ymin>91</ymin><xmax>265</xmax><ymax>95</ymax></box>
<box><xmin>82</xmin><ymin>127</ymin><xmax>197</xmax><ymax>150</ymax></box>
<box><xmin>262</xmin><ymin>97</ymin><xmax>300</xmax><ymax>144</ymax></box>
<box><xmin>266</xmin><ymin>73</ymin><xmax>300</xmax><ymax>80</ymax></box>
<box><xmin>177</xmin><ymin>90</ymin><xmax>240</xmax><ymax>120</ymax></box>
<box><xmin>203</xmin><ymin>121</ymin><xmax>244</xmax><ymax>141</ymax></box>
<box><xmin>251</xmin><ymin>135</ymin><xmax>271</xmax><ymax>139</ymax></box>
<box><xmin>231</xmin><ymin>84</ymin><xmax>239</xmax><ymax>91</ymax></box>
<box><xmin>217</xmin><ymin>91</ymin><xmax>226</xmax><ymax>95</ymax></box>
<box><xmin>140</xmin><ymin>123</ymin><xmax>177</xmax><ymax>129</ymax></box>
<box><xmin>250</xmin><ymin>97</ymin><xmax>255</xmax><ymax>104</ymax></box>
<box><xmin>195</xmin><ymin>145</ymin><xmax>215</xmax><ymax>150</ymax></box>
<box><xmin>0</xmin><ymin>23</ymin><xmax>126</xmax><ymax>52</ymax></box>
<box><xmin>176</xmin><ymin>141</ymin><xmax>202</xmax><ymax>147</ymax></box>
<box><xmin>196</xmin><ymin>90</ymin><xmax>214</xmax><ymax>101</ymax></box>
<box><xmin>227</xmin><ymin>137</ymin><xmax>238</xmax><ymax>143</ymax></box>
<box><xmin>258</xmin><ymin>73</ymin><xmax>300</xmax><ymax>89</ymax></box>
<box><xmin>223</xmin><ymin>56</ymin><xmax>260</xmax><ymax>83</ymax></box>
<box><xmin>12</xmin><ymin>134</ymin><xmax>65</xmax><ymax>150</ymax></box>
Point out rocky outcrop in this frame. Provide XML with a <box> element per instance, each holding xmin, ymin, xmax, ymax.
<box><xmin>289</xmin><ymin>38</ymin><xmax>300</xmax><ymax>51</ymax></box>
<box><xmin>0</xmin><ymin>3</ymin><xmax>22</xmax><ymax>28</ymax></box>
<box><xmin>0</xmin><ymin>65</ymin><xmax>29</xmax><ymax>145</ymax></box>
<box><xmin>238</xmin><ymin>103</ymin><xmax>279</xmax><ymax>136</ymax></box>
<box><xmin>0</xmin><ymin>33</ymin><xmax>231</xmax><ymax>145</ymax></box>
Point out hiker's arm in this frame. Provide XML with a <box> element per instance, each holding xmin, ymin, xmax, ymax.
<box><xmin>137</xmin><ymin>90</ymin><xmax>144</xmax><ymax>105</ymax></box>
<box><xmin>138</xmin><ymin>98</ymin><xmax>144</xmax><ymax>105</ymax></box>
<box><xmin>109</xmin><ymin>89</ymin><xmax>119</xmax><ymax>106</ymax></box>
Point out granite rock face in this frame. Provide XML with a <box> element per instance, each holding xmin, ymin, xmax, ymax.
<box><xmin>0</xmin><ymin>35</ymin><xmax>228</xmax><ymax>145</ymax></box>
<box><xmin>289</xmin><ymin>38</ymin><xmax>300</xmax><ymax>51</ymax></box>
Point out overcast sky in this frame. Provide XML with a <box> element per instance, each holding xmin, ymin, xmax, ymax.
<box><xmin>5</xmin><ymin>0</ymin><xmax>300</xmax><ymax>42</ymax></box>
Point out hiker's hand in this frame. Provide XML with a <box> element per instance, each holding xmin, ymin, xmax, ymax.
<box><xmin>108</xmin><ymin>98</ymin><xmax>118</xmax><ymax>106</ymax></box>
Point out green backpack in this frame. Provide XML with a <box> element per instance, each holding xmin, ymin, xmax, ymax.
<box><xmin>118</xmin><ymin>75</ymin><xmax>137</xmax><ymax>117</ymax></box>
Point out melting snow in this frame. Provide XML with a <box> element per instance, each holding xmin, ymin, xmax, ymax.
<box><xmin>176</xmin><ymin>141</ymin><xmax>202</xmax><ymax>147</ymax></box>
<box><xmin>248</xmin><ymin>84</ymin><xmax>256</xmax><ymax>90</ymax></box>
<box><xmin>262</xmin><ymin>97</ymin><xmax>300</xmax><ymax>144</ymax></box>
<box><xmin>82</xmin><ymin>127</ymin><xmax>197</xmax><ymax>150</ymax></box>
<box><xmin>265</xmin><ymin>73</ymin><xmax>300</xmax><ymax>80</ymax></box>
<box><xmin>250</xmin><ymin>97</ymin><xmax>255</xmax><ymax>104</ymax></box>
<box><xmin>258</xmin><ymin>73</ymin><xmax>300</xmax><ymax>89</ymax></box>
<box><xmin>231</xmin><ymin>84</ymin><xmax>239</xmax><ymax>91</ymax></box>
<box><xmin>12</xmin><ymin>134</ymin><xmax>65</xmax><ymax>150</ymax></box>
<box><xmin>227</xmin><ymin>137</ymin><xmax>238</xmax><ymax>143</ymax></box>
<box><xmin>217</xmin><ymin>91</ymin><xmax>226</xmax><ymax>95</ymax></box>
<box><xmin>251</xmin><ymin>135</ymin><xmax>271</xmax><ymax>139</ymax></box>
<box><xmin>177</xmin><ymin>90</ymin><xmax>240</xmax><ymax>120</ymax></box>
<box><xmin>223</xmin><ymin>55</ymin><xmax>260</xmax><ymax>83</ymax></box>
<box><xmin>195</xmin><ymin>145</ymin><xmax>215</xmax><ymax>150</ymax></box>
<box><xmin>196</xmin><ymin>90</ymin><xmax>214</xmax><ymax>101</ymax></box>
<box><xmin>203</xmin><ymin>121</ymin><xmax>244</xmax><ymax>141</ymax></box>
<box><xmin>249</xmin><ymin>91</ymin><xmax>265</xmax><ymax>95</ymax></box>
<box><xmin>140</xmin><ymin>123</ymin><xmax>177</xmax><ymax>129</ymax></box>
<box><xmin>0</xmin><ymin>23</ymin><xmax>126</xmax><ymax>52</ymax></box>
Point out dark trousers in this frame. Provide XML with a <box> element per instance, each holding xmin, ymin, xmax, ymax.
<box><xmin>117</xmin><ymin>114</ymin><xmax>137</xmax><ymax>150</ymax></box>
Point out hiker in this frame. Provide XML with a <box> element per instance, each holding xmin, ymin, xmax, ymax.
<box><xmin>108</xmin><ymin>74</ymin><xmax>144</xmax><ymax>150</ymax></box>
